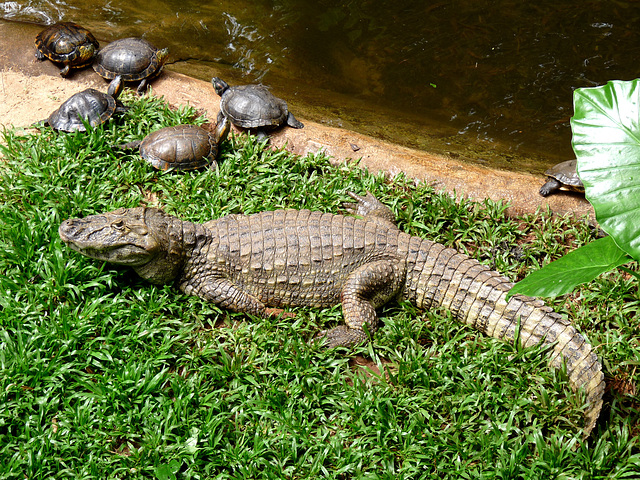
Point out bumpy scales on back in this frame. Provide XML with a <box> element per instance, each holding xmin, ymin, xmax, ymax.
<box><xmin>59</xmin><ymin>192</ymin><xmax>605</xmax><ymax>436</ymax></box>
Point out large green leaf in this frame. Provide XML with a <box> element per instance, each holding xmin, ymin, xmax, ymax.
<box><xmin>571</xmin><ymin>79</ymin><xmax>640</xmax><ymax>261</ymax></box>
<box><xmin>508</xmin><ymin>236</ymin><xmax>631</xmax><ymax>298</ymax></box>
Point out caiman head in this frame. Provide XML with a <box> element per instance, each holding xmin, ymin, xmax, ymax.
<box><xmin>59</xmin><ymin>207</ymin><xmax>187</xmax><ymax>285</ymax></box>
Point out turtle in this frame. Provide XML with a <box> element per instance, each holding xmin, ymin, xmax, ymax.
<box><xmin>118</xmin><ymin>118</ymin><xmax>230</xmax><ymax>171</ymax></box>
<box><xmin>44</xmin><ymin>78</ymin><xmax>126</xmax><ymax>132</ymax></box>
<box><xmin>35</xmin><ymin>22</ymin><xmax>99</xmax><ymax>77</ymax></box>
<box><xmin>93</xmin><ymin>37</ymin><xmax>169</xmax><ymax>96</ymax></box>
<box><xmin>539</xmin><ymin>159</ymin><xmax>584</xmax><ymax>197</ymax></box>
<box><xmin>212</xmin><ymin>77</ymin><xmax>304</xmax><ymax>138</ymax></box>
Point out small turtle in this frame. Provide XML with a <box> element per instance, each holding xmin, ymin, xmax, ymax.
<box><xmin>212</xmin><ymin>77</ymin><xmax>304</xmax><ymax>138</ymax></box>
<box><xmin>35</xmin><ymin>22</ymin><xmax>99</xmax><ymax>77</ymax></box>
<box><xmin>94</xmin><ymin>37</ymin><xmax>169</xmax><ymax>96</ymax></box>
<box><xmin>44</xmin><ymin>78</ymin><xmax>126</xmax><ymax>132</ymax></box>
<box><xmin>119</xmin><ymin>118</ymin><xmax>230</xmax><ymax>171</ymax></box>
<box><xmin>539</xmin><ymin>159</ymin><xmax>584</xmax><ymax>197</ymax></box>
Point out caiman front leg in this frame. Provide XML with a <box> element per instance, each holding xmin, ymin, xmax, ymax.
<box><xmin>197</xmin><ymin>277</ymin><xmax>292</xmax><ymax>318</ymax></box>
<box><xmin>319</xmin><ymin>259</ymin><xmax>405</xmax><ymax>348</ymax></box>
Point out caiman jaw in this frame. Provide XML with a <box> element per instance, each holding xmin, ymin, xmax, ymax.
<box><xmin>58</xmin><ymin>207</ymin><xmax>159</xmax><ymax>266</ymax></box>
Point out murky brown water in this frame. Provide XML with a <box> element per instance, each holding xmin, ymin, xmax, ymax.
<box><xmin>3</xmin><ymin>0</ymin><xmax>640</xmax><ymax>173</ymax></box>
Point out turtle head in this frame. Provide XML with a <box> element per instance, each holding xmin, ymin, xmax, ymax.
<box><xmin>211</xmin><ymin>77</ymin><xmax>229</xmax><ymax>96</ymax></box>
<box><xmin>156</xmin><ymin>47</ymin><xmax>170</xmax><ymax>67</ymax></box>
<box><xmin>76</xmin><ymin>43</ymin><xmax>97</xmax><ymax>63</ymax></box>
<box><xmin>214</xmin><ymin>114</ymin><xmax>230</xmax><ymax>144</ymax></box>
<box><xmin>59</xmin><ymin>207</ymin><xmax>186</xmax><ymax>284</ymax></box>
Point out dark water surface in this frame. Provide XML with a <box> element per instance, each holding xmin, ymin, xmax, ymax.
<box><xmin>4</xmin><ymin>0</ymin><xmax>640</xmax><ymax>173</ymax></box>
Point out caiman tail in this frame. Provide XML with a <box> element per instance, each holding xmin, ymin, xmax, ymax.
<box><xmin>402</xmin><ymin>236</ymin><xmax>605</xmax><ymax>436</ymax></box>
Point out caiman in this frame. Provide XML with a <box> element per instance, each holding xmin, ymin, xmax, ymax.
<box><xmin>58</xmin><ymin>192</ymin><xmax>605</xmax><ymax>436</ymax></box>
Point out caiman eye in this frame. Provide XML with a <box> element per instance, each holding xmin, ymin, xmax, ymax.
<box><xmin>112</xmin><ymin>219</ymin><xmax>126</xmax><ymax>230</ymax></box>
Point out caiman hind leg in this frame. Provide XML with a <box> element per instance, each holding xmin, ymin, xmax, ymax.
<box><xmin>344</xmin><ymin>191</ymin><xmax>398</xmax><ymax>229</ymax></box>
<box><xmin>319</xmin><ymin>259</ymin><xmax>405</xmax><ymax>348</ymax></box>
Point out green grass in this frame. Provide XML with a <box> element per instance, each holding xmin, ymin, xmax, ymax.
<box><xmin>1</xmin><ymin>91</ymin><xmax>639</xmax><ymax>479</ymax></box>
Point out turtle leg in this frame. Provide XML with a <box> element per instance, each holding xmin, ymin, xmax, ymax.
<box><xmin>539</xmin><ymin>178</ymin><xmax>562</xmax><ymax>197</ymax></box>
<box><xmin>286</xmin><ymin>111</ymin><xmax>304</xmax><ymax>129</ymax></box>
<box><xmin>136</xmin><ymin>78</ymin><xmax>148</xmax><ymax>95</ymax></box>
<box><xmin>59</xmin><ymin>64</ymin><xmax>71</xmax><ymax>77</ymax></box>
<box><xmin>35</xmin><ymin>50</ymin><xmax>46</xmax><ymax>61</ymax></box>
<box><xmin>254</xmin><ymin>129</ymin><xmax>269</xmax><ymax>142</ymax></box>
<box><xmin>108</xmin><ymin>76</ymin><xmax>124</xmax><ymax>98</ymax></box>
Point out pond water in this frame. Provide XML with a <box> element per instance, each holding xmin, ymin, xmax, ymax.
<box><xmin>3</xmin><ymin>0</ymin><xmax>640</xmax><ymax>173</ymax></box>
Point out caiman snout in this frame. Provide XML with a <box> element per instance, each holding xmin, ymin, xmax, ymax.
<box><xmin>59</xmin><ymin>208</ymin><xmax>159</xmax><ymax>266</ymax></box>
<box><xmin>59</xmin><ymin>216</ymin><xmax>106</xmax><ymax>243</ymax></box>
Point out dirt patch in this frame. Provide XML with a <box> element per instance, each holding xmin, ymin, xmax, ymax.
<box><xmin>0</xmin><ymin>70</ymin><xmax>92</xmax><ymax>126</ymax></box>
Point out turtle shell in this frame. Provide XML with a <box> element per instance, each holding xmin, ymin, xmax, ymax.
<box><xmin>219</xmin><ymin>84</ymin><xmax>293</xmax><ymax>129</ymax></box>
<box><xmin>35</xmin><ymin>22</ymin><xmax>99</xmax><ymax>76</ymax></box>
<box><xmin>46</xmin><ymin>88</ymin><xmax>117</xmax><ymax>132</ymax></box>
<box><xmin>545</xmin><ymin>159</ymin><xmax>583</xmax><ymax>188</ymax></box>
<box><xmin>539</xmin><ymin>159</ymin><xmax>584</xmax><ymax>196</ymax></box>
<box><xmin>93</xmin><ymin>37</ymin><xmax>168</xmax><ymax>82</ymax></box>
<box><xmin>138</xmin><ymin>125</ymin><xmax>222</xmax><ymax>171</ymax></box>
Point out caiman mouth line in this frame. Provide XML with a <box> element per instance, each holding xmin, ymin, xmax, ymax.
<box><xmin>65</xmin><ymin>242</ymin><xmax>151</xmax><ymax>265</ymax></box>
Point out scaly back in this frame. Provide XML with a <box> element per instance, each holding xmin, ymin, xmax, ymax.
<box><xmin>194</xmin><ymin>209</ymin><xmax>408</xmax><ymax>309</ymax></box>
